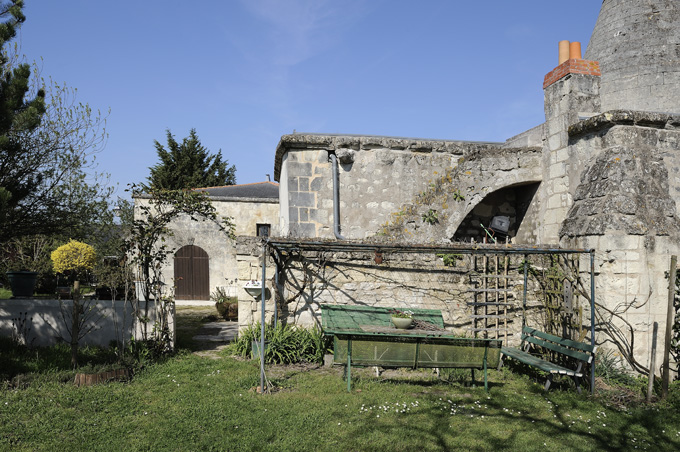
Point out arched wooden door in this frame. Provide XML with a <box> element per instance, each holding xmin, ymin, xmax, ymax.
<box><xmin>174</xmin><ymin>245</ymin><xmax>210</xmax><ymax>300</ymax></box>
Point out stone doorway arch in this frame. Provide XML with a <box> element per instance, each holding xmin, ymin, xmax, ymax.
<box><xmin>174</xmin><ymin>245</ymin><xmax>210</xmax><ymax>300</ymax></box>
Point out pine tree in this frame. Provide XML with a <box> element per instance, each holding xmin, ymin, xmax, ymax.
<box><xmin>147</xmin><ymin>128</ymin><xmax>236</xmax><ymax>190</ymax></box>
<box><xmin>0</xmin><ymin>0</ymin><xmax>46</xmax><ymax>231</ymax></box>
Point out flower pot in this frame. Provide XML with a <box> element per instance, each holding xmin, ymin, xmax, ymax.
<box><xmin>391</xmin><ymin>317</ymin><xmax>413</xmax><ymax>329</ymax></box>
<box><xmin>6</xmin><ymin>271</ymin><xmax>38</xmax><ymax>298</ymax></box>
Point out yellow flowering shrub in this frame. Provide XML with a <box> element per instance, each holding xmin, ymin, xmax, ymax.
<box><xmin>51</xmin><ymin>240</ymin><xmax>96</xmax><ymax>275</ymax></box>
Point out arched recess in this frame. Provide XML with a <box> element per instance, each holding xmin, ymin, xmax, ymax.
<box><xmin>452</xmin><ymin>182</ymin><xmax>540</xmax><ymax>242</ymax></box>
<box><xmin>174</xmin><ymin>245</ymin><xmax>210</xmax><ymax>300</ymax></box>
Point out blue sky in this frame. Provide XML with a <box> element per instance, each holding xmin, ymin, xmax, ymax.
<box><xmin>17</xmin><ymin>1</ymin><xmax>602</xmax><ymax>198</ymax></box>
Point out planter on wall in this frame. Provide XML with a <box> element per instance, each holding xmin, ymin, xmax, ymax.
<box><xmin>391</xmin><ymin>317</ymin><xmax>413</xmax><ymax>329</ymax></box>
<box><xmin>6</xmin><ymin>271</ymin><xmax>38</xmax><ymax>298</ymax></box>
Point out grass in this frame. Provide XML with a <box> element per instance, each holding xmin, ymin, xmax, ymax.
<box><xmin>1</xmin><ymin>308</ymin><xmax>679</xmax><ymax>451</ymax></box>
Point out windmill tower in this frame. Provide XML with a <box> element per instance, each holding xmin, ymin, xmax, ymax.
<box><xmin>585</xmin><ymin>0</ymin><xmax>680</xmax><ymax>113</ymax></box>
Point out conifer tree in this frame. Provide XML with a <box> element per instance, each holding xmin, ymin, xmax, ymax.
<box><xmin>0</xmin><ymin>0</ymin><xmax>46</xmax><ymax>229</ymax></box>
<box><xmin>0</xmin><ymin>1</ymin><xmax>111</xmax><ymax>243</ymax></box>
<box><xmin>147</xmin><ymin>128</ymin><xmax>236</xmax><ymax>190</ymax></box>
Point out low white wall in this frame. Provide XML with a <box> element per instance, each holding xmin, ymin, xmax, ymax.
<box><xmin>0</xmin><ymin>298</ymin><xmax>174</xmax><ymax>348</ymax></box>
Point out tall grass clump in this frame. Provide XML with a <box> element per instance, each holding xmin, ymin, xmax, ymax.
<box><xmin>232</xmin><ymin>322</ymin><xmax>326</xmax><ymax>364</ymax></box>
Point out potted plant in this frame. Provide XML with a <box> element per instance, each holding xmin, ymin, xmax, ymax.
<box><xmin>2</xmin><ymin>236</ymin><xmax>54</xmax><ymax>298</ymax></box>
<box><xmin>390</xmin><ymin>309</ymin><xmax>414</xmax><ymax>329</ymax></box>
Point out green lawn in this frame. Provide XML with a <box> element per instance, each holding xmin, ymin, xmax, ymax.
<box><xmin>0</xmin><ymin>307</ymin><xmax>679</xmax><ymax>451</ymax></box>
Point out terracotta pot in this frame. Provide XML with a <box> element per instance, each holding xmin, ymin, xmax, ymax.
<box><xmin>569</xmin><ymin>41</ymin><xmax>582</xmax><ymax>60</ymax></box>
<box><xmin>558</xmin><ymin>40</ymin><xmax>570</xmax><ymax>64</ymax></box>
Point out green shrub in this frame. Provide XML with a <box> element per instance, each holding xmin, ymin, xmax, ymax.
<box><xmin>594</xmin><ymin>349</ymin><xmax>638</xmax><ymax>387</ymax></box>
<box><xmin>232</xmin><ymin>322</ymin><xmax>326</xmax><ymax>365</ymax></box>
<box><xmin>663</xmin><ymin>380</ymin><xmax>680</xmax><ymax>409</ymax></box>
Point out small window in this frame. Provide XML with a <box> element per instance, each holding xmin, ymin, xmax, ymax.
<box><xmin>256</xmin><ymin>224</ymin><xmax>270</xmax><ymax>237</ymax></box>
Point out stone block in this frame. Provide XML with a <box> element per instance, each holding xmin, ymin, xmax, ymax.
<box><xmin>290</xmin><ymin>192</ymin><xmax>316</xmax><ymax>208</ymax></box>
<box><xmin>548</xmin><ymin>115</ymin><xmax>567</xmax><ymax>137</ymax></box>
<box><xmin>310</xmin><ymin>176</ymin><xmax>327</xmax><ymax>192</ymax></box>
<box><xmin>309</xmin><ymin>208</ymin><xmax>329</xmax><ymax>224</ymax></box>
<box><xmin>298</xmin><ymin>177</ymin><xmax>310</xmax><ymax>192</ymax></box>
<box><xmin>287</xmin><ymin>162</ymin><xmax>313</xmax><ymax>177</ymax></box>
<box><xmin>601</xmin><ymin>234</ymin><xmax>642</xmax><ymax>251</ymax></box>
<box><xmin>547</xmin><ymin>196</ymin><xmax>563</xmax><ymax>210</ymax></box>
<box><xmin>555</xmin><ymin>148</ymin><xmax>570</xmax><ymax>163</ymax></box>
<box><xmin>548</xmin><ymin>134</ymin><xmax>563</xmax><ymax>151</ymax></box>
<box><xmin>549</xmin><ymin>163</ymin><xmax>567</xmax><ymax>179</ymax></box>
<box><xmin>290</xmin><ymin>222</ymin><xmax>317</xmax><ymax>237</ymax></box>
<box><xmin>288</xmin><ymin>207</ymin><xmax>298</xmax><ymax>223</ymax></box>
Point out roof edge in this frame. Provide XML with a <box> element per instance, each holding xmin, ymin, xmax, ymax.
<box><xmin>274</xmin><ymin>133</ymin><xmax>504</xmax><ymax>181</ymax></box>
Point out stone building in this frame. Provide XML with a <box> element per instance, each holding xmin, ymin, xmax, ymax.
<box><xmin>134</xmin><ymin>181</ymin><xmax>279</xmax><ymax>301</ymax></box>
<box><xmin>263</xmin><ymin>0</ymin><xmax>680</xmax><ymax>372</ymax></box>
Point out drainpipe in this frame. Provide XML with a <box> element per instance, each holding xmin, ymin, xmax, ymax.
<box><xmin>330</xmin><ymin>153</ymin><xmax>346</xmax><ymax>240</ymax></box>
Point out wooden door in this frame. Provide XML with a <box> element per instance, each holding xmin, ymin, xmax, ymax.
<box><xmin>174</xmin><ymin>245</ymin><xmax>210</xmax><ymax>300</ymax></box>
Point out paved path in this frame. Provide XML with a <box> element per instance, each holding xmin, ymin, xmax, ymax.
<box><xmin>191</xmin><ymin>320</ymin><xmax>239</xmax><ymax>358</ymax></box>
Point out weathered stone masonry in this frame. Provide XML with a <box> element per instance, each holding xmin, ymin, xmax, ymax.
<box><xmin>248</xmin><ymin>0</ymin><xmax>680</xmax><ymax>373</ymax></box>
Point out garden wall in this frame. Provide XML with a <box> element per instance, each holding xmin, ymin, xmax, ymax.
<box><xmin>0</xmin><ymin>298</ymin><xmax>173</xmax><ymax>348</ymax></box>
<box><xmin>237</xmin><ymin>240</ymin><xmax>594</xmax><ymax>348</ymax></box>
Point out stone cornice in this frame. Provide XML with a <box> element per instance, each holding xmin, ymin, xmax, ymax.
<box><xmin>274</xmin><ymin>133</ymin><xmax>503</xmax><ymax>181</ymax></box>
<box><xmin>134</xmin><ymin>194</ymin><xmax>277</xmax><ymax>204</ymax></box>
<box><xmin>568</xmin><ymin>110</ymin><xmax>680</xmax><ymax>138</ymax></box>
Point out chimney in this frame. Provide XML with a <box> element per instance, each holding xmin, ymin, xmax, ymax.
<box><xmin>543</xmin><ymin>40</ymin><xmax>600</xmax><ymax>89</ymax></box>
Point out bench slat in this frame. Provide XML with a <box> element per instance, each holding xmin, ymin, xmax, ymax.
<box><xmin>522</xmin><ymin>327</ymin><xmax>595</xmax><ymax>353</ymax></box>
<box><xmin>501</xmin><ymin>347</ymin><xmax>582</xmax><ymax>377</ymax></box>
<box><xmin>523</xmin><ymin>336</ymin><xmax>593</xmax><ymax>363</ymax></box>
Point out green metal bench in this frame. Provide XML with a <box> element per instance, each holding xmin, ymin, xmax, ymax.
<box><xmin>320</xmin><ymin>304</ymin><xmax>501</xmax><ymax>392</ymax></box>
<box><xmin>499</xmin><ymin>326</ymin><xmax>597</xmax><ymax>392</ymax></box>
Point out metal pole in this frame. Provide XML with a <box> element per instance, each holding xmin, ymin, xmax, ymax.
<box><xmin>662</xmin><ymin>255</ymin><xmax>677</xmax><ymax>398</ymax></box>
<box><xmin>590</xmin><ymin>250</ymin><xmax>596</xmax><ymax>395</ymax></box>
<box><xmin>274</xmin><ymin>262</ymin><xmax>279</xmax><ymax>328</ymax></box>
<box><xmin>260</xmin><ymin>243</ymin><xmax>267</xmax><ymax>394</ymax></box>
<box><xmin>347</xmin><ymin>339</ymin><xmax>352</xmax><ymax>392</ymax></box>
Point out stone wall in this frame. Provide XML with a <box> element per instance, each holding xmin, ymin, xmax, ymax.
<box><xmin>234</xmin><ymin>241</ymin><xmax>593</xmax><ymax>347</ymax></box>
<box><xmin>235</xmin><ymin>236</ymin><xmax>277</xmax><ymax>327</ymax></box>
<box><xmin>538</xmin><ymin>72</ymin><xmax>601</xmax><ymax>244</ymax></box>
<box><xmin>264</xmin><ymin>0</ymin><xmax>680</xmax><ymax>375</ymax></box>
<box><xmin>134</xmin><ymin>196</ymin><xmax>279</xmax><ymax>299</ymax></box>
<box><xmin>276</xmin><ymin>134</ymin><xmax>544</xmax><ymax>245</ymax></box>
<box><xmin>561</xmin><ymin>111</ymin><xmax>680</xmax><ymax>371</ymax></box>
<box><xmin>0</xmin><ymin>298</ymin><xmax>171</xmax><ymax>347</ymax></box>
<box><xmin>275</xmin><ymin>135</ymin><xmax>505</xmax><ymax>240</ymax></box>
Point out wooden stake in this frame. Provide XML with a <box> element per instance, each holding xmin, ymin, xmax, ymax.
<box><xmin>647</xmin><ymin>322</ymin><xmax>658</xmax><ymax>402</ymax></box>
<box><xmin>662</xmin><ymin>255</ymin><xmax>677</xmax><ymax>398</ymax></box>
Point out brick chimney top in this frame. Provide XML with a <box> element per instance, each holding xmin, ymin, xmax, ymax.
<box><xmin>544</xmin><ymin>41</ymin><xmax>600</xmax><ymax>89</ymax></box>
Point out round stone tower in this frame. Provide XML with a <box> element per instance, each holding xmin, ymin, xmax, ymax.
<box><xmin>585</xmin><ymin>0</ymin><xmax>680</xmax><ymax>113</ymax></box>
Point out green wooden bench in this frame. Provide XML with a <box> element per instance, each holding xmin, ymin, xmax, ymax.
<box><xmin>499</xmin><ymin>326</ymin><xmax>597</xmax><ymax>392</ymax></box>
<box><xmin>321</xmin><ymin>304</ymin><xmax>501</xmax><ymax>392</ymax></box>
